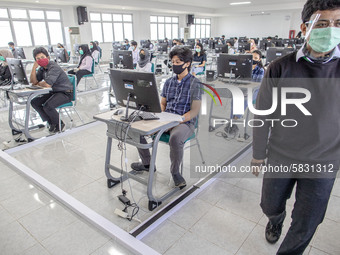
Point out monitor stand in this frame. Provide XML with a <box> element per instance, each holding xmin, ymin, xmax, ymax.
<box><xmin>120</xmin><ymin>93</ymin><xmax>131</xmax><ymax>121</ymax></box>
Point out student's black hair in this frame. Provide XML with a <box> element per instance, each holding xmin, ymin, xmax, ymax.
<box><xmin>124</xmin><ymin>38</ymin><xmax>129</xmax><ymax>42</ymax></box>
<box><xmin>302</xmin><ymin>0</ymin><xmax>340</xmax><ymax>23</ymax></box>
<box><xmin>8</xmin><ymin>42</ymin><xmax>14</xmax><ymax>46</ymax></box>
<box><xmin>57</xmin><ymin>43</ymin><xmax>64</xmax><ymax>48</ymax></box>
<box><xmin>194</xmin><ymin>43</ymin><xmax>205</xmax><ymax>56</ymax></box>
<box><xmin>267</xmin><ymin>36</ymin><xmax>272</xmax><ymax>40</ymax></box>
<box><xmin>169</xmin><ymin>46</ymin><xmax>193</xmax><ymax>71</ymax></box>
<box><xmin>131</xmin><ymin>40</ymin><xmax>137</xmax><ymax>46</ymax></box>
<box><xmin>33</xmin><ymin>47</ymin><xmax>49</xmax><ymax>60</ymax></box>
<box><xmin>94</xmin><ymin>41</ymin><xmax>99</xmax><ymax>45</ymax></box>
<box><xmin>252</xmin><ymin>50</ymin><xmax>264</xmax><ymax>69</ymax></box>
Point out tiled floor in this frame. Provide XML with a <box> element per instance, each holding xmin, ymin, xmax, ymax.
<box><xmin>142</xmin><ymin>153</ymin><xmax>340</xmax><ymax>255</ymax></box>
<box><xmin>1</xmin><ymin>69</ymin><xmax>339</xmax><ymax>255</ymax></box>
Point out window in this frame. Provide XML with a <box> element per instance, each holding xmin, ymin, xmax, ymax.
<box><xmin>90</xmin><ymin>12</ymin><xmax>133</xmax><ymax>43</ymax></box>
<box><xmin>190</xmin><ymin>18</ymin><xmax>211</xmax><ymax>39</ymax></box>
<box><xmin>150</xmin><ymin>15</ymin><xmax>179</xmax><ymax>40</ymax></box>
<box><xmin>0</xmin><ymin>7</ymin><xmax>64</xmax><ymax>47</ymax></box>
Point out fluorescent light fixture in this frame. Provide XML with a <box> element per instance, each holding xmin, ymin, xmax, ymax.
<box><xmin>230</xmin><ymin>1</ymin><xmax>251</xmax><ymax>5</ymax></box>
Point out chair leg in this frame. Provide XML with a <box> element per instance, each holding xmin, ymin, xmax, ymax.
<box><xmin>195</xmin><ymin>138</ymin><xmax>205</xmax><ymax>164</ymax></box>
<box><xmin>73</xmin><ymin>107</ymin><xmax>83</xmax><ymax>123</ymax></box>
<box><xmin>58</xmin><ymin>108</ymin><xmax>61</xmax><ymax>133</ymax></box>
<box><xmin>84</xmin><ymin>77</ymin><xmax>87</xmax><ymax>91</ymax></box>
<box><xmin>98</xmin><ymin>65</ymin><xmax>103</xmax><ymax>73</ymax></box>
<box><xmin>92</xmin><ymin>76</ymin><xmax>98</xmax><ymax>88</ymax></box>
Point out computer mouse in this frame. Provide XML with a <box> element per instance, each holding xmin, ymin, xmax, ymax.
<box><xmin>113</xmin><ymin>109</ymin><xmax>124</xmax><ymax>115</ymax></box>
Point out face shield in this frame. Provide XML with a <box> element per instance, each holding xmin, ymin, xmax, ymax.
<box><xmin>305</xmin><ymin>13</ymin><xmax>340</xmax><ymax>53</ymax></box>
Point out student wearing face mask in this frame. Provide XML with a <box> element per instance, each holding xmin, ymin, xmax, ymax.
<box><xmin>68</xmin><ymin>44</ymin><xmax>93</xmax><ymax>85</ymax></box>
<box><xmin>128</xmin><ymin>41</ymin><xmax>139</xmax><ymax>68</ymax></box>
<box><xmin>8</xmin><ymin>42</ymin><xmax>18</xmax><ymax>59</ymax></box>
<box><xmin>123</xmin><ymin>39</ymin><xmax>130</xmax><ymax>50</ymax></box>
<box><xmin>252</xmin><ymin>1</ymin><xmax>340</xmax><ymax>254</ymax></box>
<box><xmin>0</xmin><ymin>49</ymin><xmax>13</xmax><ymax>85</ymax></box>
<box><xmin>57</xmin><ymin>43</ymin><xmax>70</xmax><ymax>62</ymax></box>
<box><xmin>131</xmin><ymin>47</ymin><xmax>202</xmax><ymax>189</ymax></box>
<box><xmin>191</xmin><ymin>43</ymin><xmax>207</xmax><ymax>76</ymax></box>
<box><xmin>30</xmin><ymin>47</ymin><xmax>73</xmax><ymax>133</ymax></box>
<box><xmin>94</xmin><ymin>41</ymin><xmax>102</xmax><ymax>58</ymax></box>
<box><xmin>251</xmin><ymin>50</ymin><xmax>265</xmax><ymax>82</ymax></box>
<box><xmin>136</xmin><ymin>49</ymin><xmax>152</xmax><ymax>72</ymax></box>
<box><xmin>89</xmin><ymin>41</ymin><xmax>100</xmax><ymax>64</ymax></box>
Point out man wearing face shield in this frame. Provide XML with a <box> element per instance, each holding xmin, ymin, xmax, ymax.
<box><xmin>251</xmin><ymin>1</ymin><xmax>340</xmax><ymax>254</ymax></box>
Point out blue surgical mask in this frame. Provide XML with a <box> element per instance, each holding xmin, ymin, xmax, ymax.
<box><xmin>308</xmin><ymin>27</ymin><xmax>340</xmax><ymax>53</ymax></box>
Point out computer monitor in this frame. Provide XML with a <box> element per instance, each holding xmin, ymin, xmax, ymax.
<box><xmin>15</xmin><ymin>47</ymin><xmax>26</xmax><ymax>59</ymax></box>
<box><xmin>158</xmin><ymin>39</ymin><xmax>165</xmax><ymax>43</ymax></box>
<box><xmin>259</xmin><ymin>40</ymin><xmax>272</xmax><ymax>51</ymax></box>
<box><xmin>238</xmin><ymin>38</ymin><xmax>248</xmax><ymax>43</ymax></box>
<box><xmin>266</xmin><ymin>47</ymin><xmax>295</xmax><ymax>64</ymax></box>
<box><xmin>217</xmin><ymin>54</ymin><xmax>253</xmax><ymax>80</ymax></box>
<box><xmin>54</xmin><ymin>48</ymin><xmax>68</xmax><ymax>63</ymax></box>
<box><xmin>238</xmin><ymin>43</ymin><xmax>251</xmax><ymax>53</ymax></box>
<box><xmin>47</xmin><ymin>45</ymin><xmax>54</xmax><ymax>53</ymax></box>
<box><xmin>109</xmin><ymin>69</ymin><xmax>162</xmax><ymax>121</ymax></box>
<box><xmin>251</xmin><ymin>38</ymin><xmax>259</xmax><ymax>44</ymax></box>
<box><xmin>157</xmin><ymin>43</ymin><xmax>168</xmax><ymax>53</ymax></box>
<box><xmin>112</xmin><ymin>50</ymin><xmax>134</xmax><ymax>69</ymax></box>
<box><xmin>6</xmin><ymin>58</ymin><xmax>29</xmax><ymax>85</ymax></box>
<box><xmin>226</xmin><ymin>39</ymin><xmax>234</xmax><ymax>46</ymax></box>
<box><xmin>215</xmin><ymin>45</ymin><xmax>228</xmax><ymax>54</ymax></box>
<box><xmin>273</xmin><ymin>40</ymin><xmax>284</xmax><ymax>47</ymax></box>
<box><xmin>209</xmin><ymin>40</ymin><xmax>215</xmax><ymax>49</ymax></box>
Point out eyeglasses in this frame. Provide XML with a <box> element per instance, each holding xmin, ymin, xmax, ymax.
<box><xmin>306</xmin><ymin>19</ymin><xmax>340</xmax><ymax>29</ymax></box>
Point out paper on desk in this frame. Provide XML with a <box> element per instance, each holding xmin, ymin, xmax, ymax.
<box><xmin>155</xmin><ymin>112</ymin><xmax>183</xmax><ymax>122</ymax></box>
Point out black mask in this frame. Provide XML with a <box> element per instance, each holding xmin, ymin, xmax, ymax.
<box><xmin>253</xmin><ymin>60</ymin><xmax>260</xmax><ymax>65</ymax></box>
<box><xmin>172</xmin><ymin>63</ymin><xmax>186</xmax><ymax>74</ymax></box>
<box><xmin>140</xmin><ymin>54</ymin><xmax>145</xmax><ymax>59</ymax></box>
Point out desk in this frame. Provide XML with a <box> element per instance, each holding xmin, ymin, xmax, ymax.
<box><xmin>94</xmin><ymin>110</ymin><xmax>181</xmax><ymax>211</ymax></box>
<box><xmin>58</xmin><ymin>63</ymin><xmax>78</xmax><ymax>72</ymax></box>
<box><xmin>206</xmin><ymin>80</ymin><xmax>260</xmax><ymax>139</ymax></box>
<box><xmin>7</xmin><ymin>87</ymin><xmax>51</xmax><ymax>141</ymax></box>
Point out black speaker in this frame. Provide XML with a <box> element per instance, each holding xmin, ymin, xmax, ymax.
<box><xmin>77</xmin><ymin>6</ymin><xmax>88</xmax><ymax>25</ymax></box>
<box><xmin>187</xmin><ymin>14</ymin><xmax>194</xmax><ymax>25</ymax></box>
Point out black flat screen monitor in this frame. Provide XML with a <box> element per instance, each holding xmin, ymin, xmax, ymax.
<box><xmin>266</xmin><ymin>47</ymin><xmax>295</xmax><ymax>64</ymax></box>
<box><xmin>15</xmin><ymin>47</ymin><xmax>26</xmax><ymax>59</ymax></box>
<box><xmin>112</xmin><ymin>50</ymin><xmax>134</xmax><ymax>69</ymax></box>
<box><xmin>217</xmin><ymin>54</ymin><xmax>253</xmax><ymax>80</ymax></box>
<box><xmin>47</xmin><ymin>45</ymin><xmax>54</xmax><ymax>53</ymax></box>
<box><xmin>54</xmin><ymin>48</ymin><xmax>68</xmax><ymax>63</ymax></box>
<box><xmin>238</xmin><ymin>43</ymin><xmax>251</xmax><ymax>52</ymax></box>
<box><xmin>109</xmin><ymin>69</ymin><xmax>162</xmax><ymax>116</ymax></box>
<box><xmin>215</xmin><ymin>45</ymin><xmax>228</xmax><ymax>54</ymax></box>
<box><xmin>157</xmin><ymin>43</ymin><xmax>168</xmax><ymax>53</ymax></box>
<box><xmin>7</xmin><ymin>58</ymin><xmax>29</xmax><ymax>85</ymax></box>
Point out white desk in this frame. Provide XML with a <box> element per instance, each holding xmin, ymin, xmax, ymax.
<box><xmin>7</xmin><ymin>87</ymin><xmax>51</xmax><ymax>141</ymax></box>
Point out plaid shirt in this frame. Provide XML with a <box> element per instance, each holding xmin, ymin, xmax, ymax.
<box><xmin>161</xmin><ymin>73</ymin><xmax>202</xmax><ymax>124</ymax></box>
<box><xmin>252</xmin><ymin>65</ymin><xmax>265</xmax><ymax>83</ymax></box>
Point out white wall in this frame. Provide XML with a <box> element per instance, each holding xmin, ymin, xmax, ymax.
<box><xmin>215</xmin><ymin>11</ymin><xmax>303</xmax><ymax>39</ymax></box>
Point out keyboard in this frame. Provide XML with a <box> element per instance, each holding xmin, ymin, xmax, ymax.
<box><xmin>127</xmin><ymin>111</ymin><xmax>159</xmax><ymax>122</ymax></box>
<box><xmin>27</xmin><ymin>85</ymin><xmax>43</xmax><ymax>90</ymax></box>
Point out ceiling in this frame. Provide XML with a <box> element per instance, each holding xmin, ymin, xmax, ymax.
<box><xmin>0</xmin><ymin>0</ymin><xmax>306</xmax><ymax>16</ymax></box>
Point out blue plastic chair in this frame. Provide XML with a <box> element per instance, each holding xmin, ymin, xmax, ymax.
<box><xmin>82</xmin><ymin>59</ymin><xmax>98</xmax><ymax>90</ymax></box>
<box><xmin>56</xmin><ymin>75</ymin><xmax>83</xmax><ymax>131</ymax></box>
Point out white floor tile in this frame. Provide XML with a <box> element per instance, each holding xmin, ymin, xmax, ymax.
<box><xmin>19</xmin><ymin>202</ymin><xmax>77</xmax><ymax>242</ymax></box>
<box><xmin>141</xmin><ymin>220</ymin><xmax>186</xmax><ymax>254</ymax></box>
<box><xmin>190</xmin><ymin>206</ymin><xmax>256</xmax><ymax>254</ymax></box>
<box><xmin>22</xmin><ymin>243</ymin><xmax>50</xmax><ymax>255</ymax></box>
<box><xmin>313</xmin><ymin>219</ymin><xmax>340</xmax><ymax>255</ymax></box>
<box><xmin>0</xmin><ymin>205</ymin><xmax>15</xmax><ymax>227</ymax></box>
<box><xmin>0</xmin><ymin>221</ymin><xmax>37</xmax><ymax>255</ymax></box>
<box><xmin>90</xmin><ymin>239</ymin><xmax>135</xmax><ymax>255</ymax></box>
<box><xmin>41</xmin><ymin>220</ymin><xmax>109</xmax><ymax>255</ymax></box>
<box><xmin>164</xmin><ymin>231</ymin><xmax>231</xmax><ymax>255</ymax></box>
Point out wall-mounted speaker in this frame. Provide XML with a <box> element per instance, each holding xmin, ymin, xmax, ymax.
<box><xmin>187</xmin><ymin>14</ymin><xmax>194</xmax><ymax>25</ymax></box>
<box><xmin>77</xmin><ymin>6</ymin><xmax>88</xmax><ymax>25</ymax></box>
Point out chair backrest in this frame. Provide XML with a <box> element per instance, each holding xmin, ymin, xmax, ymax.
<box><xmin>67</xmin><ymin>74</ymin><xmax>77</xmax><ymax>103</ymax></box>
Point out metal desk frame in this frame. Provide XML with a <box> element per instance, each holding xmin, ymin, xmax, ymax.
<box><xmin>94</xmin><ymin>111</ymin><xmax>181</xmax><ymax>211</ymax></box>
<box><xmin>7</xmin><ymin>87</ymin><xmax>51</xmax><ymax>142</ymax></box>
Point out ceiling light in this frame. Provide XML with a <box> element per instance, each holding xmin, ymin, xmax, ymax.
<box><xmin>35</xmin><ymin>0</ymin><xmax>39</xmax><ymax>2</ymax></box>
<box><xmin>230</xmin><ymin>1</ymin><xmax>251</xmax><ymax>5</ymax></box>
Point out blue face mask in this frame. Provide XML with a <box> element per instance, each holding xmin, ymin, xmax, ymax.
<box><xmin>308</xmin><ymin>27</ymin><xmax>340</xmax><ymax>53</ymax></box>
